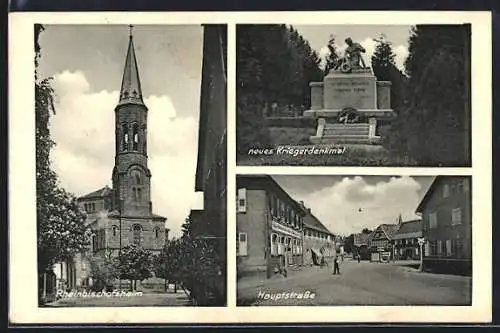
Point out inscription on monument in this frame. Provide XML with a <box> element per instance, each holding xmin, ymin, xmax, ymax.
<box><xmin>324</xmin><ymin>76</ymin><xmax>376</xmax><ymax>110</ymax></box>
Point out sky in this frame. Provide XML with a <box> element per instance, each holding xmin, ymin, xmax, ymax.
<box><xmin>38</xmin><ymin>24</ymin><xmax>204</xmax><ymax>237</ymax></box>
<box><xmin>273</xmin><ymin>175</ymin><xmax>435</xmax><ymax>236</ymax></box>
<box><xmin>293</xmin><ymin>24</ymin><xmax>414</xmax><ymax>71</ymax></box>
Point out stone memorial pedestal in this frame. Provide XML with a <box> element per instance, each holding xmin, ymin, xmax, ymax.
<box><xmin>304</xmin><ymin>67</ymin><xmax>395</xmax><ymax>145</ymax></box>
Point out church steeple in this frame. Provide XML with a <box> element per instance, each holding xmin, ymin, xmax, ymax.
<box><xmin>118</xmin><ymin>25</ymin><xmax>144</xmax><ymax>106</ymax></box>
<box><xmin>112</xmin><ymin>25</ymin><xmax>152</xmax><ymax>216</ymax></box>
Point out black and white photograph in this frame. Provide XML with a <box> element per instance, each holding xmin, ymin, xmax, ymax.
<box><xmin>236</xmin><ymin>24</ymin><xmax>471</xmax><ymax>167</ymax></box>
<box><xmin>236</xmin><ymin>175</ymin><xmax>472</xmax><ymax>306</ymax></box>
<box><xmin>34</xmin><ymin>24</ymin><xmax>227</xmax><ymax>307</ymax></box>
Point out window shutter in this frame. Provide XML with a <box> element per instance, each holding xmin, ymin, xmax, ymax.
<box><xmin>238</xmin><ymin>232</ymin><xmax>248</xmax><ymax>256</ymax></box>
<box><xmin>452</xmin><ymin>208</ymin><xmax>462</xmax><ymax>225</ymax></box>
<box><xmin>237</xmin><ymin>188</ymin><xmax>247</xmax><ymax>213</ymax></box>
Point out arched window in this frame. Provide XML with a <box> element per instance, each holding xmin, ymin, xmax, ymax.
<box><xmin>92</xmin><ymin>234</ymin><xmax>97</xmax><ymax>252</ymax></box>
<box><xmin>133</xmin><ymin>225</ymin><xmax>141</xmax><ymax>245</ymax></box>
<box><xmin>132</xmin><ymin>123</ymin><xmax>139</xmax><ymax>150</ymax></box>
<box><xmin>130</xmin><ymin>169</ymin><xmax>142</xmax><ymax>185</ymax></box>
<box><xmin>122</xmin><ymin>123</ymin><xmax>129</xmax><ymax>151</ymax></box>
<box><xmin>112</xmin><ymin>225</ymin><xmax>118</xmax><ymax>237</ymax></box>
<box><xmin>155</xmin><ymin>227</ymin><xmax>160</xmax><ymax>238</ymax></box>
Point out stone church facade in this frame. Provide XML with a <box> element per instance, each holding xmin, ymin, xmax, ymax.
<box><xmin>53</xmin><ymin>29</ymin><xmax>167</xmax><ymax>290</ymax></box>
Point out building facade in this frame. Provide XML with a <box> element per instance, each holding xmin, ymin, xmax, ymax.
<box><xmin>191</xmin><ymin>25</ymin><xmax>227</xmax><ymax>305</ymax></box>
<box><xmin>301</xmin><ymin>202</ymin><xmax>336</xmax><ymax>266</ymax></box>
<box><xmin>236</xmin><ymin>175</ymin><xmax>306</xmax><ymax>278</ymax></box>
<box><xmin>368</xmin><ymin>224</ymin><xmax>399</xmax><ymax>262</ymax></box>
<box><xmin>53</xmin><ymin>28</ymin><xmax>168</xmax><ymax>291</ymax></box>
<box><xmin>352</xmin><ymin>233</ymin><xmax>370</xmax><ymax>260</ymax></box>
<box><xmin>416</xmin><ymin>176</ymin><xmax>472</xmax><ymax>275</ymax></box>
<box><xmin>393</xmin><ymin>219</ymin><xmax>422</xmax><ymax>260</ymax></box>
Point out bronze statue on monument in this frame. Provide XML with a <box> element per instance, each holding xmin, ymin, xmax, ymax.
<box><xmin>332</xmin><ymin>37</ymin><xmax>367</xmax><ymax>73</ymax></box>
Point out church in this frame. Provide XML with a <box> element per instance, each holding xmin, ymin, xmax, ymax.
<box><xmin>53</xmin><ymin>27</ymin><xmax>168</xmax><ymax>290</ymax></box>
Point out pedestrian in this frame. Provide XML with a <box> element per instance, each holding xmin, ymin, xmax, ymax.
<box><xmin>357</xmin><ymin>254</ymin><xmax>361</xmax><ymax>263</ymax></box>
<box><xmin>333</xmin><ymin>256</ymin><xmax>340</xmax><ymax>275</ymax></box>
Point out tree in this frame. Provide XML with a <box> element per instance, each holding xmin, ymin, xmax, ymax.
<box><xmin>362</xmin><ymin>228</ymin><xmax>372</xmax><ymax>234</ymax></box>
<box><xmin>153</xmin><ymin>238</ymin><xmax>183</xmax><ymax>292</ymax></box>
<box><xmin>236</xmin><ymin>24</ymin><xmax>323</xmax><ymax>156</ymax></box>
<box><xmin>323</xmin><ymin>35</ymin><xmax>340</xmax><ymax>76</ymax></box>
<box><xmin>371</xmin><ymin>34</ymin><xmax>397</xmax><ymax>81</ymax></box>
<box><xmin>116</xmin><ymin>244</ymin><xmax>153</xmax><ymax>291</ymax></box>
<box><xmin>88</xmin><ymin>249</ymin><xmax>119</xmax><ymax>291</ymax></box>
<box><xmin>35</xmin><ymin>24</ymin><xmax>91</xmax><ymax>301</ymax></box>
<box><xmin>344</xmin><ymin>234</ymin><xmax>354</xmax><ymax>253</ymax></box>
<box><xmin>386</xmin><ymin>24</ymin><xmax>471</xmax><ymax>166</ymax></box>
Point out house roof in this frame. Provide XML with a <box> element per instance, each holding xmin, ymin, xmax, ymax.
<box><xmin>393</xmin><ymin>219</ymin><xmax>422</xmax><ymax>239</ymax></box>
<box><xmin>368</xmin><ymin>223</ymin><xmax>400</xmax><ymax>242</ymax></box>
<box><xmin>237</xmin><ymin>175</ymin><xmax>308</xmax><ymax>215</ymax></box>
<box><xmin>353</xmin><ymin>233</ymin><xmax>370</xmax><ymax>246</ymax></box>
<box><xmin>79</xmin><ymin>186</ymin><xmax>113</xmax><ymax>200</ymax></box>
<box><xmin>415</xmin><ymin>176</ymin><xmax>440</xmax><ymax>213</ymax></box>
<box><xmin>303</xmin><ymin>210</ymin><xmax>334</xmax><ymax>236</ymax></box>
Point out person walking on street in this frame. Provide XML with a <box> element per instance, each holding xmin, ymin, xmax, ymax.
<box><xmin>357</xmin><ymin>254</ymin><xmax>361</xmax><ymax>263</ymax></box>
<box><xmin>333</xmin><ymin>256</ymin><xmax>341</xmax><ymax>275</ymax></box>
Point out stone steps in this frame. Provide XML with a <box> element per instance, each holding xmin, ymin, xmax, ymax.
<box><xmin>319</xmin><ymin>135</ymin><xmax>381</xmax><ymax>145</ymax></box>
<box><xmin>324</xmin><ymin>124</ymin><xmax>370</xmax><ymax>129</ymax></box>
<box><xmin>324</xmin><ymin>128</ymin><xmax>370</xmax><ymax>136</ymax></box>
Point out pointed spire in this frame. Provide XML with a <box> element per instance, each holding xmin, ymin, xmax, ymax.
<box><xmin>118</xmin><ymin>25</ymin><xmax>144</xmax><ymax>106</ymax></box>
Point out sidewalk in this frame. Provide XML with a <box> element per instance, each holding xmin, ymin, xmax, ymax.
<box><xmin>238</xmin><ymin>265</ymin><xmax>330</xmax><ymax>290</ymax></box>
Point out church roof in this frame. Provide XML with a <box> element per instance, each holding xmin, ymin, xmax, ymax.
<box><xmin>118</xmin><ymin>26</ymin><xmax>144</xmax><ymax>107</ymax></box>
<box><xmin>79</xmin><ymin>186</ymin><xmax>113</xmax><ymax>200</ymax></box>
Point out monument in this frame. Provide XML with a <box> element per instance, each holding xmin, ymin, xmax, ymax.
<box><xmin>304</xmin><ymin>37</ymin><xmax>395</xmax><ymax>145</ymax></box>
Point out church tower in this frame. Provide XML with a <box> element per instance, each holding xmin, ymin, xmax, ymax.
<box><xmin>112</xmin><ymin>26</ymin><xmax>152</xmax><ymax>217</ymax></box>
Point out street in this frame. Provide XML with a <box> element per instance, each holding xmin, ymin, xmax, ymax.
<box><xmin>237</xmin><ymin>259</ymin><xmax>472</xmax><ymax>306</ymax></box>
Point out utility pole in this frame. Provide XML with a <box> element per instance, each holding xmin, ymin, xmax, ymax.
<box><xmin>418</xmin><ymin>237</ymin><xmax>425</xmax><ymax>272</ymax></box>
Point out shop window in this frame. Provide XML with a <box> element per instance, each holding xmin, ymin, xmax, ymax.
<box><xmin>271</xmin><ymin>234</ymin><xmax>278</xmax><ymax>256</ymax></box>
<box><xmin>446</xmin><ymin>239</ymin><xmax>452</xmax><ymax>256</ymax></box>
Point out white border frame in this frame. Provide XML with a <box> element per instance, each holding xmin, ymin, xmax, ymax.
<box><xmin>9</xmin><ymin>11</ymin><xmax>491</xmax><ymax>324</ymax></box>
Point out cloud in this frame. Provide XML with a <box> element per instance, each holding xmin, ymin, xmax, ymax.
<box><xmin>320</xmin><ymin>37</ymin><xmax>408</xmax><ymax>71</ymax></box>
<box><xmin>293</xmin><ymin>176</ymin><xmax>423</xmax><ymax>236</ymax></box>
<box><xmin>50</xmin><ymin>70</ymin><xmax>199</xmax><ymax>238</ymax></box>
